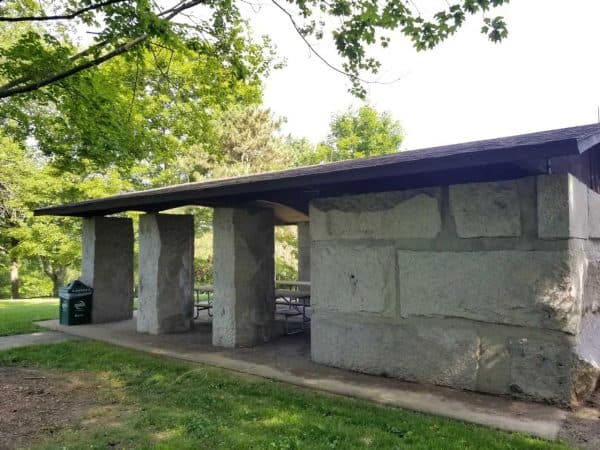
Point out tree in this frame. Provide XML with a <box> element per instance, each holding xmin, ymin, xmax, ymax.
<box><xmin>0</xmin><ymin>0</ymin><xmax>510</xmax><ymax>99</ymax></box>
<box><xmin>0</xmin><ymin>135</ymin><xmax>132</xmax><ymax>296</ymax></box>
<box><xmin>0</xmin><ymin>133</ymin><xmax>39</xmax><ymax>298</ymax></box>
<box><xmin>0</xmin><ymin>25</ymin><xmax>271</xmax><ymax>172</ymax></box>
<box><xmin>301</xmin><ymin>105</ymin><xmax>403</xmax><ymax>164</ymax></box>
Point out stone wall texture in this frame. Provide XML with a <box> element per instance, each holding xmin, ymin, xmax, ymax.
<box><xmin>297</xmin><ymin>222</ymin><xmax>311</xmax><ymax>281</ymax></box>
<box><xmin>212</xmin><ymin>207</ymin><xmax>277</xmax><ymax>348</ymax></box>
<box><xmin>81</xmin><ymin>217</ymin><xmax>134</xmax><ymax>323</ymax></box>
<box><xmin>137</xmin><ymin>213</ymin><xmax>194</xmax><ymax>335</ymax></box>
<box><xmin>310</xmin><ymin>174</ymin><xmax>600</xmax><ymax>405</ymax></box>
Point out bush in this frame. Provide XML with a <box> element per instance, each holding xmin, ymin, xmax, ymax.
<box><xmin>194</xmin><ymin>256</ymin><xmax>213</xmax><ymax>285</ymax></box>
<box><xmin>276</xmin><ymin>256</ymin><xmax>297</xmax><ymax>281</ymax></box>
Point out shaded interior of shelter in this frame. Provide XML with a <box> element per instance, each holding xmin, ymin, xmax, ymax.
<box><xmin>35</xmin><ymin>123</ymin><xmax>600</xmax><ymax>407</ymax></box>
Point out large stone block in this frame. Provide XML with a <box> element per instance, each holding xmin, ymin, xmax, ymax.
<box><xmin>312</xmin><ymin>244</ymin><xmax>396</xmax><ymax>315</ymax></box>
<box><xmin>397</xmin><ymin>249</ymin><xmax>584</xmax><ymax>333</ymax></box>
<box><xmin>212</xmin><ymin>207</ymin><xmax>276</xmax><ymax>348</ymax></box>
<box><xmin>588</xmin><ymin>189</ymin><xmax>600</xmax><ymax>239</ymax></box>
<box><xmin>137</xmin><ymin>214</ymin><xmax>194</xmax><ymax>335</ymax></box>
<box><xmin>81</xmin><ymin>216</ymin><xmax>134</xmax><ymax>323</ymax></box>
<box><xmin>310</xmin><ymin>189</ymin><xmax>442</xmax><ymax>241</ymax></box>
<box><xmin>449</xmin><ymin>180</ymin><xmax>522</xmax><ymax>237</ymax></box>
<box><xmin>507</xmin><ymin>334</ymin><xmax>573</xmax><ymax>404</ymax></box>
<box><xmin>311</xmin><ymin>312</ymin><xmax>593</xmax><ymax>404</ymax></box>
<box><xmin>572</xmin><ymin>313</ymin><xmax>600</xmax><ymax>404</ymax></box>
<box><xmin>538</xmin><ymin>174</ymin><xmax>588</xmax><ymax>239</ymax></box>
<box><xmin>311</xmin><ymin>313</ymin><xmax>480</xmax><ymax>390</ymax></box>
<box><xmin>297</xmin><ymin>222</ymin><xmax>311</xmax><ymax>282</ymax></box>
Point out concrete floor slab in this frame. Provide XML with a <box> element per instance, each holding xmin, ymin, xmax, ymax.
<box><xmin>37</xmin><ymin>314</ymin><xmax>568</xmax><ymax>440</ymax></box>
<box><xmin>0</xmin><ymin>331</ymin><xmax>78</xmax><ymax>351</ymax></box>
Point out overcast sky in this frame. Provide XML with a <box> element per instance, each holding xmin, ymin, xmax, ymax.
<box><xmin>240</xmin><ymin>0</ymin><xmax>600</xmax><ymax>150</ymax></box>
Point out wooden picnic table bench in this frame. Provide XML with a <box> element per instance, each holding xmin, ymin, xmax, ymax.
<box><xmin>193</xmin><ymin>282</ymin><xmax>312</xmax><ymax>334</ymax></box>
<box><xmin>274</xmin><ymin>287</ymin><xmax>311</xmax><ymax>335</ymax></box>
<box><xmin>275</xmin><ymin>280</ymin><xmax>311</xmax><ymax>291</ymax></box>
<box><xmin>193</xmin><ymin>285</ymin><xmax>214</xmax><ymax>318</ymax></box>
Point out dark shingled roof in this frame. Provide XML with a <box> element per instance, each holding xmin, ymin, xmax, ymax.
<box><xmin>35</xmin><ymin>123</ymin><xmax>600</xmax><ymax>223</ymax></box>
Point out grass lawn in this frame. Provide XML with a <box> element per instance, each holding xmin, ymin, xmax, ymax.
<box><xmin>0</xmin><ymin>341</ymin><xmax>570</xmax><ymax>450</ymax></box>
<box><xmin>0</xmin><ymin>297</ymin><xmax>146</xmax><ymax>337</ymax></box>
<box><xmin>0</xmin><ymin>298</ymin><xmax>59</xmax><ymax>336</ymax></box>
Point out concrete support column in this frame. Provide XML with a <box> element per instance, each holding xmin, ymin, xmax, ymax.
<box><xmin>137</xmin><ymin>213</ymin><xmax>194</xmax><ymax>335</ymax></box>
<box><xmin>297</xmin><ymin>222</ymin><xmax>311</xmax><ymax>282</ymax></box>
<box><xmin>212</xmin><ymin>207</ymin><xmax>275</xmax><ymax>348</ymax></box>
<box><xmin>81</xmin><ymin>217</ymin><xmax>134</xmax><ymax>323</ymax></box>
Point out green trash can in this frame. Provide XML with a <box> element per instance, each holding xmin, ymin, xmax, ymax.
<box><xmin>59</xmin><ymin>280</ymin><xmax>93</xmax><ymax>325</ymax></box>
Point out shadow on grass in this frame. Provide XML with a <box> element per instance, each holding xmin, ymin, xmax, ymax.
<box><xmin>0</xmin><ymin>341</ymin><xmax>570</xmax><ymax>450</ymax></box>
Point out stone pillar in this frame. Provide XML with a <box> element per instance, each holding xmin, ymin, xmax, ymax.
<box><xmin>297</xmin><ymin>222</ymin><xmax>311</xmax><ymax>282</ymax></box>
<box><xmin>81</xmin><ymin>217</ymin><xmax>134</xmax><ymax>323</ymax></box>
<box><xmin>212</xmin><ymin>207</ymin><xmax>275</xmax><ymax>348</ymax></box>
<box><xmin>137</xmin><ymin>213</ymin><xmax>194</xmax><ymax>335</ymax></box>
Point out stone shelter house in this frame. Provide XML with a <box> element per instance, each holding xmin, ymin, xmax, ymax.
<box><xmin>36</xmin><ymin>123</ymin><xmax>600</xmax><ymax>406</ymax></box>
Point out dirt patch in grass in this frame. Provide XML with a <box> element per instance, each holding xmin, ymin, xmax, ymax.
<box><xmin>0</xmin><ymin>366</ymin><xmax>96</xmax><ymax>450</ymax></box>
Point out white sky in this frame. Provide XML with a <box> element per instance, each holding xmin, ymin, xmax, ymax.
<box><xmin>240</xmin><ymin>0</ymin><xmax>600</xmax><ymax>150</ymax></box>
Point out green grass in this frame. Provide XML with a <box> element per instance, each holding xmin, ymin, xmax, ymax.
<box><xmin>0</xmin><ymin>296</ymin><xmax>204</xmax><ymax>337</ymax></box>
<box><xmin>0</xmin><ymin>298</ymin><xmax>59</xmax><ymax>336</ymax></box>
<box><xmin>0</xmin><ymin>341</ymin><xmax>570</xmax><ymax>450</ymax></box>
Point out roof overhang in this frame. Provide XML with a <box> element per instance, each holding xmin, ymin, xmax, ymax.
<box><xmin>35</xmin><ymin>123</ymin><xmax>600</xmax><ymax>224</ymax></box>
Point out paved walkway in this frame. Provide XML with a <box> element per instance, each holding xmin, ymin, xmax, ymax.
<box><xmin>0</xmin><ymin>331</ymin><xmax>77</xmax><ymax>351</ymax></box>
<box><xmin>37</xmin><ymin>314</ymin><xmax>569</xmax><ymax>440</ymax></box>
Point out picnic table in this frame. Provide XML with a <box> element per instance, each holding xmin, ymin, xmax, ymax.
<box><xmin>193</xmin><ymin>281</ymin><xmax>311</xmax><ymax>335</ymax></box>
<box><xmin>193</xmin><ymin>284</ymin><xmax>214</xmax><ymax>319</ymax></box>
<box><xmin>275</xmin><ymin>280</ymin><xmax>311</xmax><ymax>291</ymax></box>
<box><xmin>274</xmin><ymin>285</ymin><xmax>311</xmax><ymax>335</ymax></box>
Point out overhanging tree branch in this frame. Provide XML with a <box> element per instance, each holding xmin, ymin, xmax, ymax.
<box><xmin>0</xmin><ymin>35</ymin><xmax>148</xmax><ymax>98</ymax></box>
<box><xmin>0</xmin><ymin>0</ymin><xmax>129</xmax><ymax>22</ymax></box>
<box><xmin>270</xmin><ymin>0</ymin><xmax>402</xmax><ymax>87</ymax></box>
<box><xmin>0</xmin><ymin>0</ymin><xmax>206</xmax><ymax>98</ymax></box>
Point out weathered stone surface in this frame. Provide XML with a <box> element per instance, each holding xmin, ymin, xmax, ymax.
<box><xmin>297</xmin><ymin>222</ymin><xmax>311</xmax><ymax>282</ymax></box>
<box><xmin>449</xmin><ymin>180</ymin><xmax>522</xmax><ymax>237</ymax></box>
<box><xmin>81</xmin><ymin>217</ymin><xmax>134</xmax><ymax>323</ymax></box>
<box><xmin>312</xmin><ymin>244</ymin><xmax>395</xmax><ymax>315</ymax></box>
<box><xmin>475</xmin><ymin>322</ymin><xmax>585</xmax><ymax>403</ymax></box>
<box><xmin>476</xmin><ymin>334</ymin><xmax>511</xmax><ymax>394</ymax></box>
<box><xmin>508</xmin><ymin>335</ymin><xmax>573</xmax><ymax>404</ymax></box>
<box><xmin>397</xmin><ymin>249</ymin><xmax>584</xmax><ymax>333</ymax></box>
<box><xmin>588</xmin><ymin>189</ymin><xmax>600</xmax><ymax>239</ymax></box>
<box><xmin>212</xmin><ymin>207</ymin><xmax>276</xmax><ymax>348</ymax></box>
<box><xmin>311</xmin><ymin>313</ymin><xmax>480</xmax><ymax>390</ymax></box>
<box><xmin>570</xmin><ymin>314</ymin><xmax>600</xmax><ymax>403</ymax></box>
<box><xmin>137</xmin><ymin>214</ymin><xmax>194</xmax><ymax>335</ymax></box>
<box><xmin>538</xmin><ymin>174</ymin><xmax>588</xmax><ymax>239</ymax></box>
<box><xmin>570</xmin><ymin>355</ymin><xmax>600</xmax><ymax>404</ymax></box>
<box><xmin>310</xmin><ymin>189</ymin><xmax>442</xmax><ymax>240</ymax></box>
<box><xmin>583</xmin><ymin>259</ymin><xmax>600</xmax><ymax>314</ymax></box>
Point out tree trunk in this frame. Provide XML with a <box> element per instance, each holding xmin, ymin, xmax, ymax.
<box><xmin>51</xmin><ymin>276</ymin><xmax>60</xmax><ymax>298</ymax></box>
<box><xmin>10</xmin><ymin>259</ymin><xmax>20</xmax><ymax>299</ymax></box>
<box><xmin>51</xmin><ymin>267</ymin><xmax>66</xmax><ymax>297</ymax></box>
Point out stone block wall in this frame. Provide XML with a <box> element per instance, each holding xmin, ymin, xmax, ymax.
<box><xmin>310</xmin><ymin>174</ymin><xmax>600</xmax><ymax>405</ymax></box>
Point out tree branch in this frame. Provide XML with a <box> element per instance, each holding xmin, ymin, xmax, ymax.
<box><xmin>0</xmin><ymin>39</ymin><xmax>110</xmax><ymax>93</ymax></box>
<box><xmin>270</xmin><ymin>0</ymin><xmax>402</xmax><ymax>87</ymax></box>
<box><xmin>0</xmin><ymin>0</ymin><xmax>206</xmax><ymax>98</ymax></box>
<box><xmin>0</xmin><ymin>35</ymin><xmax>148</xmax><ymax>98</ymax></box>
<box><xmin>0</xmin><ymin>0</ymin><xmax>129</xmax><ymax>22</ymax></box>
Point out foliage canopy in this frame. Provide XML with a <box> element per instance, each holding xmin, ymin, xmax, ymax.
<box><xmin>301</xmin><ymin>105</ymin><xmax>402</xmax><ymax>164</ymax></box>
<box><xmin>0</xmin><ymin>0</ymin><xmax>510</xmax><ymax>98</ymax></box>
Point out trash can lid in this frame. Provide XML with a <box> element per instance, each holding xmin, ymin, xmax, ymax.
<box><xmin>61</xmin><ymin>279</ymin><xmax>94</xmax><ymax>294</ymax></box>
